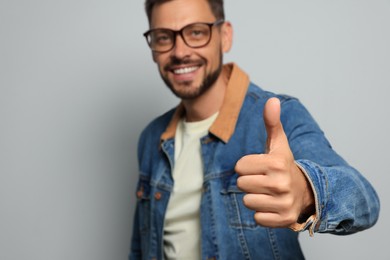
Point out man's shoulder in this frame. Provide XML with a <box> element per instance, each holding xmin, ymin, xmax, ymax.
<box><xmin>140</xmin><ymin>107</ymin><xmax>176</xmax><ymax>139</ymax></box>
<box><xmin>139</xmin><ymin>107</ymin><xmax>176</xmax><ymax>146</ymax></box>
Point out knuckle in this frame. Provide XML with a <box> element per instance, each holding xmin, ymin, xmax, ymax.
<box><xmin>279</xmin><ymin>195</ymin><xmax>294</xmax><ymax>209</ymax></box>
<box><xmin>285</xmin><ymin>196</ymin><xmax>295</xmax><ymax>208</ymax></box>
<box><xmin>280</xmin><ymin>208</ymin><xmax>298</xmax><ymax>226</ymax></box>
<box><xmin>270</xmin><ymin>157</ymin><xmax>285</xmax><ymax>171</ymax></box>
<box><xmin>277</xmin><ymin>177</ymin><xmax>292</xmax><ymax>192</ymax></box>
<box><xmin>270</xmin><ymin>157</ymin><xmax>290</xmax><ymax>173</ymax></box>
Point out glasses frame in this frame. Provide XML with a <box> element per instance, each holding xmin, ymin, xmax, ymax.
<box><xmin>143</xmin><ymin>19</ymin><xmax>225</xmax><ymax>53</ymax></box>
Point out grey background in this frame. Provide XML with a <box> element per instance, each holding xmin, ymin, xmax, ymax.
<box><xmin>1</xmin><ymin>0</ymin><xmax>389</xmax><ymax>259</ymax></box>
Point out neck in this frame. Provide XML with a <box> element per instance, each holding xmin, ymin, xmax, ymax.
<box><xmin>182</xmin><ymin>68</ymin><xmax>229</xmax><ymax>122</ymax></box>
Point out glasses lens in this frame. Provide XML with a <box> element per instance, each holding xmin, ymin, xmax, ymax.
<box><xmin>147</xmin><ymin>29</ymin><xmax>173</xmax><ymax>52</ymax></box>
<box><xmin>182</xmin><ymin>24</ymin><xmax>211</xmax><ymax>47</ymax></box>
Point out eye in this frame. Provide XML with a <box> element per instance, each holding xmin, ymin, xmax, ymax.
<box><xmin>184</xmin><ymin>24</ymin><xmax>209</xmax><ymax>40</ymax></box>
<box><xmin>152</xmin><ymin>31</ymin><xmax>172</xmax><ymax>45</ymax></box>
<box><xmin>189</xmin><ymin>28</ymin><xmax>207</xmax><ymax>38</ymax></box>
<box><xmin>191</xmin><ymin>29</ymin><xmax>204</xmax><ymax>36</ymax></box>
<box><xmin>157</xmin><ymin>35</ymin><xmax>170</xmax><ymax>43</ymax></box>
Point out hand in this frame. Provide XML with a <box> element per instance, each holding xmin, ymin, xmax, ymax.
<box><xmin>235</xmin><ymin>97</ymin><xmax>315</xmax><ymax>228</ymax></box>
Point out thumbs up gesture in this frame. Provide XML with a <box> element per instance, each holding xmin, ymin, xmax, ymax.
<box><xmin>235</xmin><ymin>97</ymin><xmax>315</xmax><ymax>228</ymax></box>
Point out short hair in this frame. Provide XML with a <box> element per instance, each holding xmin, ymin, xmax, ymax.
<box><xmin>145</xmin><ymin>0</ymin><xmax>225</xmax><ymax>25</ymax></box>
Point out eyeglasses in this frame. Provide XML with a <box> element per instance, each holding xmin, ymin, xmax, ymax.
<box><xmin>143</xmin><ymin>19</ymin><xmax>225</xmax><ymax>53</ymax></box>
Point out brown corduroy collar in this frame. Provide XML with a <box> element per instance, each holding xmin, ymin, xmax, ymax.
<box><xmin>160</xmin><ymin>63</ymin><xmax>250</xmax><ymax>144</ymax></box>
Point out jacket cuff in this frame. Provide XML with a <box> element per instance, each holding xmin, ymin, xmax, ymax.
<box><xmin>289</xmin><ymin>161</ymin><xmax>322</xmax><ymax>236</ymax></box>
<box><xmin>289</xmin><ymin>214</ymin><xmax>317</xmax><ymax>236</ymax></box>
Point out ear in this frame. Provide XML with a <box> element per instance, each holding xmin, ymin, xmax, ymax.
<box><xmin>221</xmin><ymin>21</ymin><xmax>233</xmax><ymax>53</ymax></box>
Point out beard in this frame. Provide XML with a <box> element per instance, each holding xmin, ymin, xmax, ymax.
<box><xmin>160</xmin><ymin>53</ymin><xmax>223</xmax><ymax>100</ymax></box>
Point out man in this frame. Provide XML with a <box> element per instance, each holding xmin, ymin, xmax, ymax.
<box><xmin>130</xmin><ymin>0</ymin><xmax>380</xmax><ymax>259</ymax></box>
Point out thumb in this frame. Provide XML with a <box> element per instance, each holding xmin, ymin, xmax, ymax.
<box><xmin>263</xmin><ymin>97</ymin><xmax>286</xmax><ymax>152</ymax></box>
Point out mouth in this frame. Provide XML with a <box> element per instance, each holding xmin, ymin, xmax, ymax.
<box><xmin>173</xmin><ymin>66</ymin><xmax>199</xmax><ymax>75</ymax></box>
<box><xmin>164</xmin><ymin>60</ymin><xmax>205</xmax><ymax>83</ymax></box>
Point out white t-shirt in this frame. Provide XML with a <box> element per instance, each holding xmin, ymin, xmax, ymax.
<box><xmin>163</xmin><ymin>112</ymin><xmax>218</xmax><ymax>260</ymax></box>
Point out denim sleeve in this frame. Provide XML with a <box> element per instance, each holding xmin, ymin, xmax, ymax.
<box><xmin>279</xmin><ymin>96</ymin><xmax>380</xmax><ymax>235</ymax></box>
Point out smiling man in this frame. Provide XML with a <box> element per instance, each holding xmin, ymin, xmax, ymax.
<box><xmin>129</xmin><ymin>0</ymin><xmax>380</xmax><ymax>259</ymax></box>
<box><xmin>147</xmin><ymin>0</ymin><xmax>230</xmax><ymax>122</ymax></box>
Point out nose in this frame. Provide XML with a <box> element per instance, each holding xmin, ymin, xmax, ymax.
<box><xmin>170</xmin><ymin>33</ymin><xmax>191</xmax><ymax>59</ymax></box>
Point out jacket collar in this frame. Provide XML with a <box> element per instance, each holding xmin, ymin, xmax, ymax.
<box><xmin>160</xmin><ymin>63</ymin><xmax>250</xmax><ymax>143</ymax></box>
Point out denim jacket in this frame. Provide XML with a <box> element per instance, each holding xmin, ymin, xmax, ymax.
<box><xmin>130</xmin><ymin>63</ymin><xmax>380</xmax><ymax>260</ymax></box>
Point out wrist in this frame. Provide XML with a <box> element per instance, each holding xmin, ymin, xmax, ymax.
<box><xmin>296</xmin><ymin>163</ymin><xmax>316</xmax><ymax>223</ymax></box>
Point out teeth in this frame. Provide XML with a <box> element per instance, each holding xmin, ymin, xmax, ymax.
<box><xmin>173</xmin><ymin>66</ymin><xmax>198</xmax><ymax>74</ymax></box>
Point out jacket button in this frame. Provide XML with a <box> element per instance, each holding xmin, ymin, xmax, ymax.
<box><xmin>136</xmin><ymin>189</ymin><xmax>143</xmax><ymax>199</ymax></box>
<box><xmin>154</xmin><ymin>192</ymin><xmax>162</xmax><ymax>200</ymax></box>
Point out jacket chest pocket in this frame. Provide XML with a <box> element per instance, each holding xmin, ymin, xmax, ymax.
<box><xmin>220</xmin><ymin>181</ymin><xmax>259</xmax><ymax>229</ymax></box>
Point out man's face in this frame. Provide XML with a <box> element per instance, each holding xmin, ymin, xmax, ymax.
<box><xmin>149</xmin><ymin>0</ymin><xmax>231</xmax><ymax>100</ymax></box>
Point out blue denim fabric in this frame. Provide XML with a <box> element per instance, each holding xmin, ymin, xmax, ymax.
<box><xmin>130</xmin><ymin>83</ymin><xmax>380</xmax><ymax>260</ymax></box>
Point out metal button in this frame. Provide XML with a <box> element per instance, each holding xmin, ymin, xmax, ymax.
<box><xmin>136</xmin><ymin>190</ymin><xmax>143</xmax><ymax>199</ymax></box>
<box><xmin>154</xmin><ymin>192</ymin><xmax>162</xmax><ymax>200</ymax></box>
